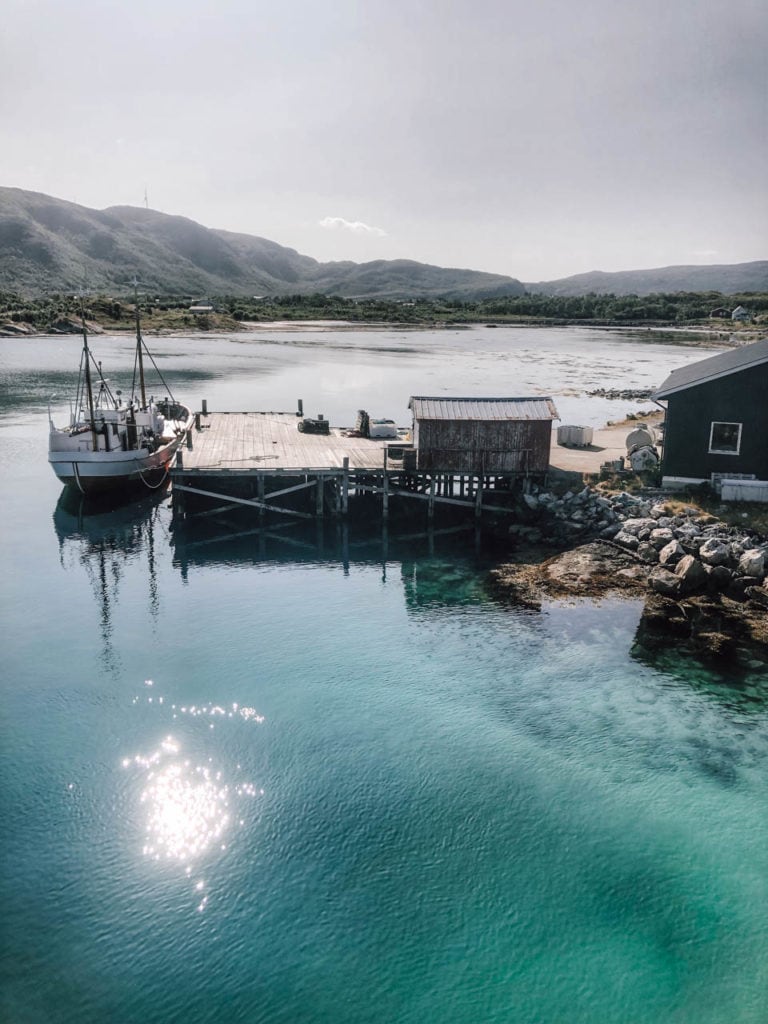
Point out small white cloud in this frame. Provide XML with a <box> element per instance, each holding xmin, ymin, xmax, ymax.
<box><xmin>319</xmin><ymin>216</ymin><xmax>386</xmax><ymax>237</ymax></box>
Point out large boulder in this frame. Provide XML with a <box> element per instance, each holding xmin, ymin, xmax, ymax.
<box><xmin>649</xmin><ymin>567</ymin><xmax>682</xmax><ymax>597</ymax></box>
<box><xmin>675</xmin><ymin>555</ymin><xmax>708</xmax><ymax>594</ymax></box>
<box><xmin>637</xmin><ymin>542</ymin><xmax>660</xmax><ymax>564</ymax></box>
<box><xmin>738</xmin><ymin>549</ymin><xmax>766</xmax><ymax>579</ymax></box>
<box><xmin>699</xmin><ymin>538</ymin><xmax>732</xmax><ymax>567</ymax></box>
<box><xmin>649</xmin><ymin>527</ymin><xmax>674</xmax><ymax>550</ymax></box>
<box><xmin>707</xmin><ymin>564</ymin><xmax>733</xmax><ymax>592</ymax></box>
<box><xmin>658</xmin><ymin>539</ymin><xmax>685</xmax><ymax>566</ymax></box>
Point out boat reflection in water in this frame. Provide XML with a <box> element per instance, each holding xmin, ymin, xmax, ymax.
<box><xmin>53</xmin><ymin>488</ymin><xmax>168</xmax><ymax>672</ymax></box>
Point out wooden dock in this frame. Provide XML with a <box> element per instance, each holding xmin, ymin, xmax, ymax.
<box><xmin>175</xmin><ymin>411</ymin><xmax>392</xmax><ymax>474</ymax></box>
<box><xmin>170</xmin><ymin>409</ymin><xmax>541</xmax><ymax>524</ymax></box>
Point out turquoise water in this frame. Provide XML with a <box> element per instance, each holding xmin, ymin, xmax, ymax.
<box><xmin>2</xmin><ymin>328</ymin><xmax>767</xmax><ymax>1022</ymax></box>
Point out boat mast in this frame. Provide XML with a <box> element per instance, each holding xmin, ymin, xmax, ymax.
<box><xmin>133</xmin><ymin>279</ymin><xmax>147</xmax><ymax>409</ymax></box>
<box><xmin>80</xmin><ymin>298</ymin><xmax>100</xmax><ymax>452</ymax></box>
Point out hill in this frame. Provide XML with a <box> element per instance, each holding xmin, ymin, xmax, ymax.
<box><xmin>526</xmin><ymin>262</ymin><xmax>768</xmax><ymax>296</ymax></box>
<box><xmin>2</xmin><ymin>187</ymin><xmax>764</xmax><ymax>300</ymax></box>
<box><xmin>0</xmin><ymin>187</ymin><xmax>525</xmax><ymax>299</ymax></box>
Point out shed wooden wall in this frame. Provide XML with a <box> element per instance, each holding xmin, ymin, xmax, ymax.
<box><xmin>415</xmin><ymin>418</ymin><xmax>552</xmax><ymax>474</ymax></box>
<box><xmin>662</xmin><ymin>362</ymin><xmax>768</xmax><ymax>481</ymax></box>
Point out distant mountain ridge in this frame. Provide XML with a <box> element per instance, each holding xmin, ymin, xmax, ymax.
<box><xmin>0</xmin><ymin>188</ymin><xmax>524</xmax><ymax>299</ymax></box>
<box><xmin>0</xmin><ymin>187</ymin><xmax>765</xmax><ymax>299</ymax></box>
<box><xmin>525</xmin><ymin>262</ymin><xmax>768</xmax><ymax>296</ymax></box>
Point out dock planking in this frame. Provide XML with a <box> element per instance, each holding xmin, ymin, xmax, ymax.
<box><xmin>179</xmin><ymin>412</ymin><xmax>394</xmax><ymax>475</ymax></box>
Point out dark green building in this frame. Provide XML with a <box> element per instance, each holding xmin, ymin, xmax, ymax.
<box><xmin>652</xmin><ymin>338</ymin><xmax>768</xmax><ymax>490</ymax></box>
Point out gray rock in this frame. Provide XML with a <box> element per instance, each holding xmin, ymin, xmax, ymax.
<box><xmin>614</xmin><ymin>531</ymin><xmax>640</xmax><ymax>550</ymax></box>
<box><xmin>658</xmin><ymin>539</ymin><xmax>685</xmax><ymax>566</ymax></box>
<box><xmin>620</xmin><ymin>517</ymin><xmax>657</xmax><ymax>536</ymax></box>
<box><xmin>675</xmin><ymin>555</ymin><xmax>708</xmax><ymax>594</ymax></box>
<box><xmin>650</xmin><ymin>528</ymin><xmax>674</xmax><ymax>550</ymax></box>
<box><xmin>522</xmin><ymin>494</ymin><xmax>539</xmax><ymax>510</ymax></box>
<box><xmin>708</xmin><ymin>564</ymin><xmax>733</xmax><ymax>591</ymax></box>
<box><xmin>637</xmin><ymin>542</ymin><xmax>659</xmax><ymax>564</ymax></box>
<box><xmin>600</xmin><ymin>524</ymin><xmax>622</xmax><ymax>539</ymax></box>
<box><xmin>746</xmin><ymin>586</ymin><xmax>768</xmax><ymax>609</ymax></box>
<box><xmin>699</xmin><ymin>538</ymin><xmax>731</xmax><ymax>567</ymax></box>
<box><xmin>649</xmin><ymin>567</ymin><xmax>682</xmax><ymax>597</ymax></box>
<box><xmin>738</xmin><ymin>549</ymin><xmax>766</xmax><ymax>578</ymax></box>
<box><xmin>727</xmin><ymin>576</ymin><xmax>751</xmax><ymax>600</ymax></box>
<box><xmin>674</xmin><ymin>525</ymin><xmax>702</xmax><ymax>544</ymax></box>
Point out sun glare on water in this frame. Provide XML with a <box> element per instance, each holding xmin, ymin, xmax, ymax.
<box><xmin>137</xmin><ymin>738</ymin><xmax>230</xmax><ymax>863</ymax></box>
<box><xmin>122</xmin><ymin>687</ymin><xmax>264</xmax><ymax>909</ymax></box>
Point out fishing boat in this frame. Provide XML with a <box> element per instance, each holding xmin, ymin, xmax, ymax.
<box><xmin>48</xmin><ymin>295</ymin><xmax>193</xmax><ymax>495</ymax></box>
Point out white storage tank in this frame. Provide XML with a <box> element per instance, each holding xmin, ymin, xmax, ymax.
<box><xmin>557</xmin><ymin>425</ymin><xmax>594</xmax><ymax>447</ymax></box>
<box><xmin>625</xmin><ymin>424</ymin><xmax>656</xmax><ymax>453</ymax></box>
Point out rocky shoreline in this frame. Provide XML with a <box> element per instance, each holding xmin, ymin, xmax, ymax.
<box><xmin>491</xmin><ymin>484</ymin><xmax>768</xmax><ymax>670</ymax></box>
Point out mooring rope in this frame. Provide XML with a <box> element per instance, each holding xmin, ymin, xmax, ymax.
<box><xmin>72</xmin><ymin>461</ymin><xmax>85</xmax><ymax>495</ymax></box>
<box><xmin>136</xmin><ymin>461</ymin><xmax>171</xmax><ymax>490</ymax></box>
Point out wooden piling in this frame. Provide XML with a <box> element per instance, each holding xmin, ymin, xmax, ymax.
<box><xmin>342</xmin><ymin>457</ymin><xmax>349</xmax><ymax>516</ymax></box>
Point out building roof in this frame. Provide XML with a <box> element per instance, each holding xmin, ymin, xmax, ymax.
<box><xmin>408</xmin><ymin>396</ymin><xmax>560</xmax><ymax>421</ymax></box>
<box><xmin>653</xmin><ymin>337</ymin><xmax>768</xmax><ymax>399</ymax></box>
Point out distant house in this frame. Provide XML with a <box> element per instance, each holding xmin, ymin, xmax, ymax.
<box><xmin>709</xmin><ymin>307</ymin><xmax>729</xmax><ymax>319</ymax></box>
<box><xmin>731</xmin><ymin>305</ymin><xmax>751</xmax><ymax>321</ymax></box>
<box><xmin>652</xmin><ymin>338</ymin><xmax>768</xmax><ymax>489</ymax></box>
<box><xmin>408</xmin><ymin>396</ymin><xmax>559</xmax><ymax>476</ymax></box>
<box><xmin>189</xmin><ymin>302</ymin><xmax>214</xmax><ymax>314</ymax></box>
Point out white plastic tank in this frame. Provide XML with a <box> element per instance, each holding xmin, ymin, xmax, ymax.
<box><xmin>557</xmin><ymin>425</ymin><xmax>594</xmax><ymax>446</ymax></box>
<box><xmin>625</xmin><ymin>425</ymin><xmax>656</xmax><ymax>454</ymax></box>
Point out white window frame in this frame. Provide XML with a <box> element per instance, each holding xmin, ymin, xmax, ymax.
<box><xmin>709</xmin><ymin>421</ymin><xmax>742</xmax><ymax>455</ymax></box>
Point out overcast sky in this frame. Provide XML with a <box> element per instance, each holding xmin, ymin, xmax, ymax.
<box><xmin>2</xmin><ymin>0</ymin><xmax>766</xmax><ymax>280</ymax></box>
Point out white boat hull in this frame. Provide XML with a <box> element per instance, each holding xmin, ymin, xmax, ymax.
<box><xmin>49</xmin><ymin>411</ymin><xmax>193</xmax><ymax>495</ymax></box>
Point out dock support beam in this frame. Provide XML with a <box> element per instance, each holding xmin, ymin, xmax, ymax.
<box><xmin>315</xmin><ymin>476</ymin><xmax>324</xmax><ymax>517</ymax></box>
<box><xmin>257</xmin><ymin>475</ymin><xmax>265</xmax><ymax>518</ymax></box>
<box><xmin>342</xmin><ymin>457</ymin><xmax>349</xmax><ymax>516</ymax></box>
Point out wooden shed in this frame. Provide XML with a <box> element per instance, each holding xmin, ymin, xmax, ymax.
<box><xmin>652</xmin><ymin>337</ymin><xmax>768</xmax><ymax>489</ymax></box>
<box><xmin>408</xmin><ymin>396</ymin><xmax>559</xmax><ymax>475</ymax></box>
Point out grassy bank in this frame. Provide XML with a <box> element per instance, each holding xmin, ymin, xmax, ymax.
<box><xmin>1</xmin><ymin>290</ymin><xmax>766</xmax><ymax>336</ymax></box>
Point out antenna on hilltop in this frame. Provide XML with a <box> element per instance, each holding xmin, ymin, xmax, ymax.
<box><xmin>144</xmin><ymin>185</ymin><xmax>149</xmax><ymax>209</ymax></box>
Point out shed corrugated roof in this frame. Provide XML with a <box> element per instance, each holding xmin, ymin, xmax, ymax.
<box><xmin>652</xmin><ymin>337</ymin><xmax>768</xmax><ymax>399</ymax></box>
<box><xmin>409</xmin><ymin>396</ymin><xmax>559</xmax><ymax>421</ymax></box>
